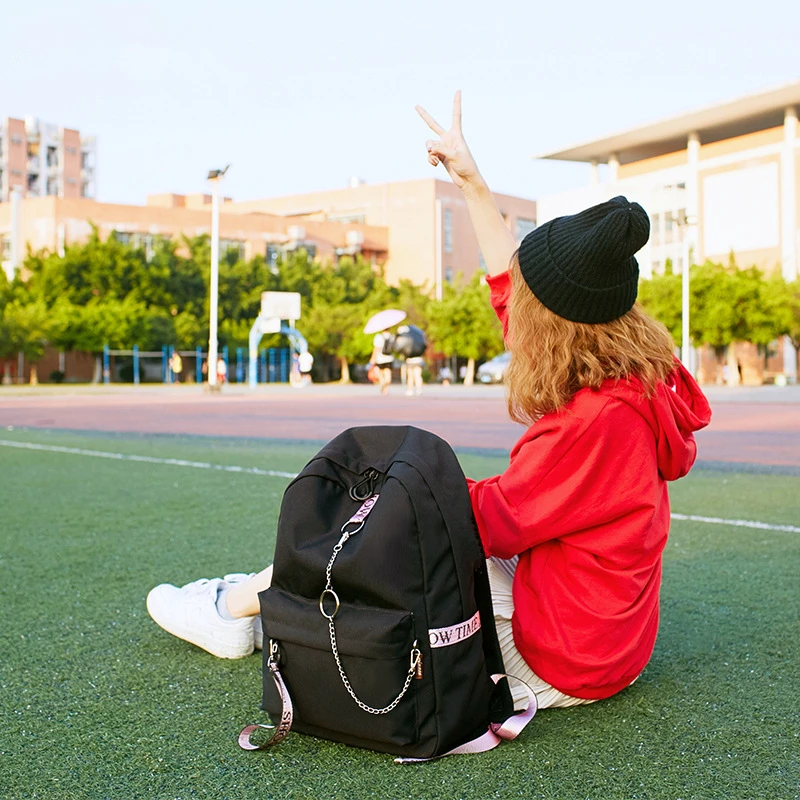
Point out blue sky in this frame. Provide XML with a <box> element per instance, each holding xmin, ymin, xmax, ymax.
<box><xmin>5</xmin><ymin>0</ymin><xmax>799</xmax><ymax>205</ymax></box>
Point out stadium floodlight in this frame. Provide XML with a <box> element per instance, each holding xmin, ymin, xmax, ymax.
<box><xmin>206</xmin><ymin>165</ymin><xmax>230</xmax><ymax>388</ymax></box>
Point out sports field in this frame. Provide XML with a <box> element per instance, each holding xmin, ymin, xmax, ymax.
<box><xmin>1</xmin><ymin>427</ymin><xmax>798</xmax><ymax>800</ymax></box>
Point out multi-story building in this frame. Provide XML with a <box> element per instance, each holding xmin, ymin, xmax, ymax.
<box><xmin>0</xmin><ymin>116</ymin><xmax>97</xmax><ymax>203</ymax></box>
<box><xmin>226</xmin><ymin>178</ymin><xmax>538</xmax><ymax>294</ymax></box>
<box><xmin>0</xmin><ymin>178</ymin><xmax>536</xmax><ymax>296</ymax></box>
<box><xmin>0</xmin><ymin>193</ymin><xmax>388</xmax><ymax>281</ymax></box>
<box><xmin>534</xmin><ymin>80</ymin><xmax>800</xmax><ymax>384</ymax></box>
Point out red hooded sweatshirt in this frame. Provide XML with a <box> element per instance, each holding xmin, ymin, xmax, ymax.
<box><xmin>468</xmin><ymin>270</ymin><xmax>712</xmax><ymax>700</ymax></box>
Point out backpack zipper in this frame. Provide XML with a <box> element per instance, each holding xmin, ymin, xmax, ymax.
<box><xmin>349</xmin><ymin>468</ymin><xmax>380</xmax><ymax>501</ymax></box>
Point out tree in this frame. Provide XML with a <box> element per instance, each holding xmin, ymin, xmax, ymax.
<box><xmin>690</xmin><ymin>260</ymin><xmax>789</xmax><ymax>385</ymax></box>
<box><xmin>427</xmin><ymin>273</ymin><xmax>504</xmax><ymax>385</ymax></box>
<box><xmin>298</xmin><ymin>254</ymin><xmax>394</xmax><ymax>382</ymax></box>
<box><xmin>49</xmin><ymin>296</ymin><xmax>150</xmax><ymax>382</ymax></box>
<box><xmin>1</xmin><ymin>300</ymin><xmax>51</xmax><ymax>384</ymax></box>
<box><xmin>786</xmin><ymin>279</ymin><xmax>800</xmax><ymax>350</ymax></box>
<box><xmin>637</xmin><ymin>262</ymin><xmax>682</xmax><ymax>346</ymax></box>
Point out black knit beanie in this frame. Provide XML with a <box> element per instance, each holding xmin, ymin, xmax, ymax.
<box><xmin>517</xmin><ymin>195</ymin><xmax>649</xmax><ymax>324</ymax></box>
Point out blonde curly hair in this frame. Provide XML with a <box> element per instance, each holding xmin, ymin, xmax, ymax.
<box><xmin>505</xmin><ymin>255</ymin><xmax>676</xmax><ymax>425</ymax></box>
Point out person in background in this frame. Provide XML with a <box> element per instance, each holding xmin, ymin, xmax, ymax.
<box><xmin>405</xmin><ymin>355</ymin><xmax>423</xmax><ymax>396</ymax></box>
<box><xmin>298</xmin><ymin>351</ymin><xmax>314</xmax><ymax>386</ymax></box>
<box><xmin>216</xmin><ymin>356</ymin><xmax>227</xmax><ymax>386</ymax></box>
<box><xmin>369</xmin><ymin>329</ymin><xmax>395</xmax><ymax>395</ymax></box>
<box><xmin>169</xmin><ymin>351</ymin><xmax>183</xmax><ymax>384</ymax></box>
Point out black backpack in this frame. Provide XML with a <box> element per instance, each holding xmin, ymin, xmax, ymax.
<box><xmin>239</xmin><ymin>426</ymin><xmax>535</xmax><ymax>762</ymax></box>
<box><xmin>394</xmin><ymin>325</ymin><xmax>427</xmax><ymax>358</ymax></box>
<box><xmin>381</xmin><ymin>333</ymin><xmax>396</xmax><ymax>356</ymax></box>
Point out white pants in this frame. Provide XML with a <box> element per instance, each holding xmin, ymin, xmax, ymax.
<box><xmin>487</xmin><ymin>556</ymin><xmax>599</xmax><ymax>711</ymax></box>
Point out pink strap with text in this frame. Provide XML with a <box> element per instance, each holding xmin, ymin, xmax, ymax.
<box><xmin>394</xmin><ymin>673</ymin><xmax>537</xmax><ymax>764</ymax></box>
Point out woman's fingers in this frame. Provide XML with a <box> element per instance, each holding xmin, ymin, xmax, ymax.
<box><xmin>427</xmin><ymin>139</ymin><xmax>456</xmax><ymax>162</ymax></box>
<box><xmin>416</xmin><ymin>105</ymin><xmax>445</xmax><ymax>136</ymax></box>
<box><xmin>452</xmin><ymin>90</ymin><xmax>462</xmax><ymax>132</ymax></box>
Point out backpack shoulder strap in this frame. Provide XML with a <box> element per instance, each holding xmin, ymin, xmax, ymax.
<box><xmin>394</xmin><ymin>674</ymin><xmax>537</xmax><ymax>764</ymax></box>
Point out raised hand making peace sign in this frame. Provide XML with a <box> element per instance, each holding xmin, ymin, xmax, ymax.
<box><xmin>415</xmin><ymin>91</ymin><xmax>482</xmax><ymax>191</ymax></box>
<box><xmin>416</xmin><ymin>91</ymin><xmax>517</xmax><ymax>276</ymax></box>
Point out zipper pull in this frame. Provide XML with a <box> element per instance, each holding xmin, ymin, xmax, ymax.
<box><xmin>350</xmin><ymin>468</ymin><xmax>379</xmax><ymax>501</ymax></box>
<box><xmin>411</xmin><ymin>643</ymin><xmax>423</xmax><ymax>679</ymax></box>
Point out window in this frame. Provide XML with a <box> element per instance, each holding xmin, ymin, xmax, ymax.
<box><xmin>46</xmin><ymin>146</ymin><xmax>58</xmax><ymax>167</ymax></box>
<box><xmin>266</xmin><ymin>245</ymin><xmax>281</xmax><ymax>271</ymax></box>
<box><xmin>132</xmin><ymin>234</ymin><xmax>153</xmax><ymax>260</ymax></box>
<box><xmin>219</xmin><ymin>239</ymin><xmax>246</xmax><ymax>261</ymax></box>
<box><xmin>81</xmin><ymin>151</ymin><xmax>93</xmax><ymax>170</ymax></box>
<box><xmin>444</xmin><ymin>267</ymin><xmax>453</xmax><ymax>285</ymax></box>
<box><xmin>46</xmin><ymin>177</ymin><xmax>59</xmax><ymax>195</ymax></box>
<box><xmin>0</xmin><ymin>236</ymin><xmax>10</xmax><ymax>259</ymax></box>
<box><xmin>515</xmin><ymin>217</ymin><xmax>536</xmax><ymax>243</ymax></box>
<box><xmin>113</xmin><ymin>231</ymin><xmax>132</xmax><ymax>245</ymax></box>
<box><xmin>285</xmin><ymin>242</ymin><xmax>317</xmax><ymax>260</ymax></box>
<box><xmin>443</xmin><ymin>208</ymin><xmax>453</xmax><ymax>253</ymax></box>
<box><xmin>650</xmin><ymin>213</ymin><xmax>660</xmax><ymax>244</ymax></box>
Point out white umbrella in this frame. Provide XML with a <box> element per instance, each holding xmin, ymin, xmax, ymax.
<box><xmin>363</xmin><ymin>309</ymin><xmax>407</xmax><ymax>334</ymax></box>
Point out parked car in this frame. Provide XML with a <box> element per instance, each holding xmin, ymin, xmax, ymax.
<box><xmin>477</xmin><ymin>351</ymin><xmax>511</xmax><ymax>384</ymax></box>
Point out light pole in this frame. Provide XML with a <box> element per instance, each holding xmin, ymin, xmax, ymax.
<box><xmin>206</xmin><ymin>165</ymin><xmax>229</xmax><ymax>388</ymax></box>
<box><xmin>677</xmin><ymin>209</ymin><xmax>696</xmax><ymax>373</ymax></box>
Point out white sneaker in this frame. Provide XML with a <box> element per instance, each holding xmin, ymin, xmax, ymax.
<box><xmin>146</xmin><ymin>577</ymin><xmax>255</xmax><ymax>658</ymax></box>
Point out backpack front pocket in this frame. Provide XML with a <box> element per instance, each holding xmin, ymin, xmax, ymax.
<box><xmin>259</xmin><ymin>588</ymin><xmax>420</xmax><ymax>749</ymax></box>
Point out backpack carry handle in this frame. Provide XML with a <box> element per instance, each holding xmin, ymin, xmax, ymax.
<box><xmin>238</xmin><ymin>641</ymin><xmax>293</xmax><ymax>750</ymax></box>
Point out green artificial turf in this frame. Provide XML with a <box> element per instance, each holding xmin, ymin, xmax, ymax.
<box><xmin>1</xmin><ymin>429</ymin><xmax>798</xmax><ymax>799</ymax></box>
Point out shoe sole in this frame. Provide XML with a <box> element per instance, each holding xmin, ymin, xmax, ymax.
<box><xmin>146</xmin><ymin>587</ymin><xmax>254</xmax><ymax>659</ymax></box>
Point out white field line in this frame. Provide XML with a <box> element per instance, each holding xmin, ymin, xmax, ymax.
<box><xmin>0</xmin><ymin>439</ymin><xmax>297</xmax><ymax>479</ymax></box>
<box><xmin>1</xmin><ymin>438</ymin><xmax>798</xmax><ymax>534</ymax></box>
<box><xmin>669</xmin><ymin>513</ymin><xmax>800</xmax><ymax>534</ymax></box>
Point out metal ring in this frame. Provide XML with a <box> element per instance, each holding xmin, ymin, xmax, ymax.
<box><xmin>340</xmin><ymin>519</ymin><xmax>365</xmax><ymax>535</ymax></box>
<box><xmin>319</xmin><ymin>588</ymin><xmax>340</xmax><ymax>620</ymax></box>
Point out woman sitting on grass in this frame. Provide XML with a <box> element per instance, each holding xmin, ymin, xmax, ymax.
<box><xmin>147</xmin><ymin>92</ymin><xmax>711</xmax><ymax>711</ymax></box>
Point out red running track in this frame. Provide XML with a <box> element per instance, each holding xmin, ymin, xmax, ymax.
<box><xmin>1</xmin><ymin>385</ymin><xmax>799</xmax><ymax>468</ymax></box>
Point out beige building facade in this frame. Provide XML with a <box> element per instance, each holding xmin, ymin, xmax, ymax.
<box><xmin>226</xmin><ymin>178</ymin><xmax>538</xmax><ymax>295</ymax></box>
<box><xmin>0</xmin><ymin>194</ymin><xmax>388</xmax><ymax>280</ymax></box>
<box><xmin>1</xmin><ymin>178</ymin><xmax>536</xmax><ymax>296</ymax></box>
<box><xmin>535</xmin><ymin>81</ymin><xmax>800</xmax><ymax>384</ymax></box>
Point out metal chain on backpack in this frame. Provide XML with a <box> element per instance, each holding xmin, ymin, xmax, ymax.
<box><xmin>319</xmin><ymin>495</ymin><xmax>421</xmax><ymax>715</ymax></box>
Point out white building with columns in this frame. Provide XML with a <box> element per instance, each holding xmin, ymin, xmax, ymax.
<box><xmin>534</xmin><ymin>80</ymin><xmax>800</xmax><ymax>384</ymax></box>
